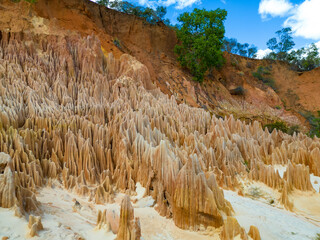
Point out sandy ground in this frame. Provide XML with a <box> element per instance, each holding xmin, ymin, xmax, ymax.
<box><xmin>1</xmin><ymin>179</ymin><xmax>319</xmax><ymax>240</ymax></box>
<box><xmin>224</xmin><ymin>190</ymin><xmax>320</xmax><ymax>240</ymax></box>
<box><xmin>0</xmin><ymin>182</ymin><xmax>218</xmax><ymax>240</ymax></box>
<box><xmin>0</xmin><ymin>182</ymin><xmax>116</xmax><ymax>240</ymax></box>
<box><xmin>292</xmin><ymin>191</ymin><xmax>320</xmax><ymax>224</ymax></box>
<box><xmin>0</xmin><ymin>208</ymin><xmax>29</xmax><ymax>239</ymax></box>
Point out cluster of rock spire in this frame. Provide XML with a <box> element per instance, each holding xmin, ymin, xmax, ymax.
<box><xmin>0</xmin><ymin>31</ymin><xmax>318</xmax><ymax>239</ymax></box>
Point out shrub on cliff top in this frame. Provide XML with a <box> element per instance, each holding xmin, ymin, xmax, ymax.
<box><xmin>97</xmin><ymin>0</ymin><xmax>169</xmax><ymax>25</ymax></box>
<box><xmin>264</xmin><ymin>121</ymin><xmax>288</xmax><ymax>134</ymax></box>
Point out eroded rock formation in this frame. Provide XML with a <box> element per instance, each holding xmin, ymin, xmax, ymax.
<box><xmin>0</xmin><ymin>153</ymin><xmax>15</xmax><ymax>208</ymax></box>
<box><xmin>220</xmin><ymin>217</ymin><xmax>247</xmax><ymax>240</ymax></box>
<box><xmin>0</xmin><ymin>29</ymin><xmax>319</xmax><ymax>238</ymax></box>
<box><xmin>28</xmin><ymin>215</ymin><xmax>43</xmax><ymax>237</ymax></box>
<box><xmin>283</xmin><ymin>162</ymin><xmax>313</xmax><ymax>191</ymax></box>
<box><xmin>96</xmin><ymin>209</ymin><xmax>111</xmax><ymax>232</ymax></box>
<box><xmin>172</xmin><ymin>156</ymin><xmax>232</xmax><ymax>230</ymax></box>
<box><xmin>117</xmin><ymin>195</ymin><xmax>141</xmax><ymax>240</ymax></box>
<box><xmin>280</xmin><ymin>181</ymin><xmax>294</xmax><ymax>211</ymax></box>
<box><xmin>248</xmin><ymin>225</ymin><xmax>261</xmax><ymax>240</ymax></box>
<box><xmin>0</xmin><ymin>152</ymin><xmax>39</xmax><ymax>215</ymax></box>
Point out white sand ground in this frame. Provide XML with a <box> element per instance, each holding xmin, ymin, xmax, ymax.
<box><xmin>0</xmin><ymin>181</ymin><xmax>217</xmax><ymax>240</ymax></box>
<box><xmin>1</xmin><ymin>180</ymin><xmax>319</xmax><ymax>240</ymax></box>
<box><xmin>0</xmin><ymin>182</ymin><xmax>116</xmax><ymax>240</ymax></box>
<box><xmin>224</xmin><ymin>190</ymin><xmax>320</xmax><ymax>240</ymax></box>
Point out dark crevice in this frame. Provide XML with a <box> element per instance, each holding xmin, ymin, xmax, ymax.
<box><xmin>98</xmin><ymin>5</ymin><xmax>107</xmax><ymax>31</ymax></box>
<box><xmin>163</xmin><ymin>191</ymin><xmax>169</xmax><ymax>207</ymax></box>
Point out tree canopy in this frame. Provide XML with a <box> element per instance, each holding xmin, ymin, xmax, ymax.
<box><xmin>266</xmin><ymin>27</ymin><xmax>295</xmax><ymax>61</ymax></box>
<box><xmin>288</xmin><ymin>43</ymin><xmax>320</xmax><ymax>71</ymax></box>
<box><xmin>174</xmin><ymin>8</ymin><xmax>227</xmax><ymax>82</ymax></box>
<box><xmin>265</xmin><ymin>28</ymin><xmax>320</xmax><ymax>71</ymax></box>
<box><xmin>222</xmin><ymin>37</ymin><xmax>258</xmax><ymax>58</ymax></box>
<box><xmin>97</xmin><ymin>0</ymin><xmax>170</xmax><ymax>25</ymax></box>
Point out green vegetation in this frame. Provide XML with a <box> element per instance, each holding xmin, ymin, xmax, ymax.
<box><xmin>231</xmin><ymin>57</ymin><xmax>239</xmax><ymax>68</ymax></box>
<box><xmin>310</xmin><ymin>114</ymin><xmax>320</xmax><ymax>138</ymax></box>
<box><xmin>222</xmin><ymin>37</ymin><xmax>258</xmax><ymax>58</ymax></box>
<box><xmin>253</xmin><ymin>65</ymin><xmax>271</xmax><ymax>76</ymax></box>
<box><xmin>264</xmin><ymin>121</ymin><xmax>288</xmax><ymax>133</ymax></box>
<box><xmin>314</xmin><ymin>233</ymin><xmax>320</xmax><ymax>240</ymax></box>
<box><xmin>113</xmin><ymin>38</ymin><xmax>121</xmax><ymax>48</ymax></box>
<box><xmin>303</xmin><ymin>111</ymin><xmax>320</xmax><ymax>138</ymax></box>
<box><xmin>174</xmin><ymin>8</ymin><xmax>227</xmax><ymax>82</ymax></box>
<box><xmin>265</xmin><ymin>28</ymin><xmax>320</xmax><ymax>71</ymax></box>
<box><xmin>248</xmin><ymin>186</ymin><xmax>263</xmax><ymax>199</ymax></box>
<box><xmin>266</xmin><ymin>27</ymin><xmax>295</xmax><ymax>61</ymax></box>
<box><xmin>287</xmin><ymin>125</ymin><xmax>300</xmax><ymax>135</ymax></box>
<box><xmin>252</xmin><ymin>66</ymin><xmax>277</xmax><ymax>91</ymax></box>
<box><xmin>97</xmin><ymin>2</ymin><xmax>319</xmax><ymax>79</ymax></box>
<box><xmin>264</xmin><ymin>121</ymin><xmax>300</xmax><ymax>135</ymax></box>
<box><xmin>288</xmin><ymin>43</ymin><xmax>320</xmax><ymax>71</ymax></box>
<box><xmin>97</xmin><ymin>0</ymin><xmax>170</xmax><ymax>25</ymax></box>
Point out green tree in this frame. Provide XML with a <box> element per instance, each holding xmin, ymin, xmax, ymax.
<box><xmin>222</xmin><ymin>37</ymin><xmax>237</xmax><ymax>53</ymax></box>
<box><xmin>238</xmin><ymin>42</ymin><xmax>249</xmax><ymax>56</ymax></box>
<box><xmin>248</xmin><ymin>45</ymin><xmax>258</xmax><ymax>58</ymax></box>
<box><xmin>287</xmin><ymin>43</ymin><xmax>320</xmax><ymax>71</ymax></box>
<box><xmin>155</xmin><ymin>6</ymin><xmax>167</xmax><ymax>20</ymax></box>
<box><xmin>175</xmin><ymin>8</ymin><xmax>227</xmax><ymax>82</ymax></box>
<box><xmin>301</xmin><ymin>43</ymin><xmax>320</xmax><ymax>71</ymax></box>
<box><xmin>109</xmin><ymin>0</ymin><xmax>123</xmax><ymax>10</ymax></box>
<box><xmin>222</xmin><ymin>37</ymin><xmax>257</xmax><ymax>58</ymax></box>
<box><xmin>98</xmin><ymin>1</ymin><xmax>169</xmax><ymax>25</ymax></box>
<box><xmin>97</xmin><ymin>0</ymin><xmax>109</xmax><ymax>7</ymax></box>
<box><xmin>266</xmin><ymin>27</ymin><xmax>295</xmax><ymax>60</ymax></box>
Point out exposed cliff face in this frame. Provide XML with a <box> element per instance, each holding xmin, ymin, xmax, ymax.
<box><xmin>270</xmin><ymin>62</ymin><xmax>320</xmax><ymax>113</ymax></box>
<box><xmin>0</xmin><ymin>0</ymin><xmax>311</xmax><ymax>129</ymax></box>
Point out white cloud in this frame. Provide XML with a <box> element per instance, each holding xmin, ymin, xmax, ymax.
<box><xmin>256</xmin><ymin>49</ymin><xmax>272</xmax><ymax>59</ymax></box>
<box><xmin>138</xmin><ymin>0</ymin><xmax>201</xmax><ymax>9</ymax></box>
<box><xmin>174</xmin><ymin>0</ymin><xmax>201</xmax><ymax>9</ymax></box>
<box><xmin>138</xmin><ymin>0</ymin><xmax>157</xmax><ymax>7</ymax></box>
<box><xmin>316</xmin><ymin>41</ymin><xmax>320</xmax><ymax>49</ymax></box>
<box><xmin>259</xmin><ymin>0</ymin><xmax>293</xmax><ymax>18</ymax></box>
<box><xmin>284</xmin><ymin>0</ymin><xmax>320</xmax><ymax>40</ymax></box>
<box><xmin>93</xmin><ymin>0</ymin><xmax>200</xmax><ymax>10</ymax></box>
<box><xmin>258</xmin><ymin>0</ymin><xmax>320</xmax><ymax>40</ymax></box>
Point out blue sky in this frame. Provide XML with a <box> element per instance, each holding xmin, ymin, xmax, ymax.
<box><xmin>126</xmin><ymin>0</ymin><xmax>320</xmax><ymax>57</ymax></box>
